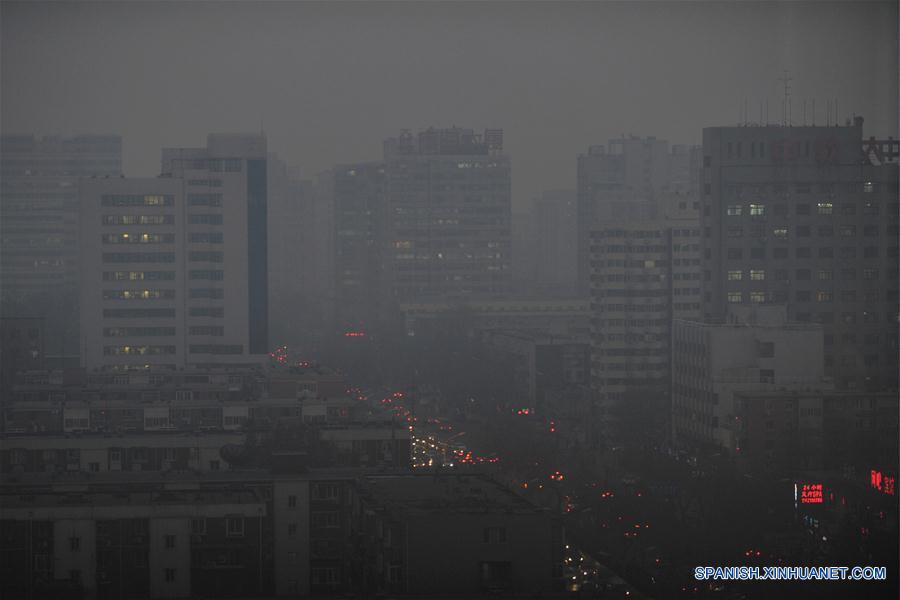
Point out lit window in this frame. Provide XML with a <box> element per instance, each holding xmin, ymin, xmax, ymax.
<box><xmin>749</xmin><ymin>204</ymin><xmax>765</xmax><ymax>216</ymax></box>
<box><xmin>750</xmin><ymin>291</ymin><xmax>766</xmax><ymax>303</ymax></box>
<box><xmin>772</xmin><ymin>227</ymin><xmax>788</xmax><ymax>238</ymax></box>
<box><xmin>727</xmin><ymin>270</ymin><xmax>742</xmax><ymax>281</ymax></box>
<box><xmin>816</xmin><ymin>291</ymin><xmax>833</xmax><ymax>303</ymax></box>
<box><xmin>727</xmin><ymin>292</ymin><xmax>743</xmax><ymax>303</ymax></box>
<box><xmin>727</xmin><ymin>205</ymin><xmax>742</xmax><ymax>216</ymax></box>
<box><xmin>817</xmin><ymin>202</ymin><xmax>833</xmax><ymax>215</ymax></box>
<box><xmin>750</xmin><ymin>270</ymin><xmax>765</xmax><ymax>281</ymax></box>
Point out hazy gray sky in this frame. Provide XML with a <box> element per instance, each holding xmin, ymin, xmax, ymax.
<box><xmin>2</xmin><ymin>1</ymin><xmax>897</xmax><ymax>207</ymax></box>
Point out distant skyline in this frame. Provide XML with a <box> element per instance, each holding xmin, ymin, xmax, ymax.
<box><xmin>2</xmin><ymin>1</ymin><xmax>897</xmax><ymax>207</ymax></box>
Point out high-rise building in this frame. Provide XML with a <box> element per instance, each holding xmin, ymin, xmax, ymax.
<box><xmin>582</xmin><ymin>138</ymin><xmax>702</xmax><ymax>434</ymax></box>
<box><xmin>79</xmin><ymin>134</ymin><xmax>269</xmax><ymax>370</ymax></box>
<box><xmin>700</xmin><ymin>117</ymin><xmax>899</xmax><ymax>391</ymax></box>
<box><xmin>589</xmin><ymin>216</ymin><xmax>700</xmax><ymax>427</ymax></box>
<box><xmin>577</xmin><ymin>137</ymin><xmax>685</xmax><ymax>294</ymax></box>
<box><xmin>331</xmin><ymin>162</ymin><xmax>386</xmax><ymax>332</ymax></box>
<box><xmin>323</xmin><ymin>127</ymin><xmax>511</xmax><ymax>333</ymax></box>
<box><xmin>1</xmin><ymin>134</ymin><xmax>122</xmax><ymax>358</ymax></box>
<box><xmin>267</xmin><ymin>155</ymin><xmax>314</xmax><ymax>347</ymax></box>
<box><xmin>0</xmin><ymin>134</ymin><xmax>122</xmax><ymax>295</ymax></box>
<box><xmin>532</xmin><ymin>190</ymin><xmax>578</xmax><ymax>296</ymax></box>
<box><xmin>382</xmin><ymin>127</ymin><xmax>511</xmax><ymax>306</ymax></box>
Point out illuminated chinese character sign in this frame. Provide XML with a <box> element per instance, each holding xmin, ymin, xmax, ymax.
<box><xmin>870</xmin><ymin>470</ymin><xmax>896</xmax><ymax>496</ymax></box>
<box><xmin>800</xmin><ymin>483</ymin><xmax>823</xmax><ymax>504</ymax></box>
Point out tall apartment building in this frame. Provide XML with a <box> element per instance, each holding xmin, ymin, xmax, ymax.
<box><xmin>79</xmin><ymin>134</ymin><xmax>269</xmax><ymax>370</ymax></box>
<box><xmin>0</xmin><ymin>134</ymin><xmax>122</xmax><ymax>296</ymax></box>
<box><xmin>700</xmin><ymin>117</ymin><xmax>900</xmax><ymax>391</ymax></box>
<box><xmin>331</xmin><ymin>162</ymin><xmax>387</xmax><ymax>332</ymax></box>
<box><xmin>576</xmin><ymin>137</ymin><xmax>699</xmax><ymax>294</ymax></box>
<box><xmin>1</xmin><ymin>135</ymin><xmax>122</xmax><ymax>358</ymax></box>
<box><xmin>382</xmin><ymin>127</ymin><xmax>511</xmax><ymax>305</ymax></box>
<box><xmin>582</xmin><ymin>138</ymin><xmax>702</xmax><ymax>432</ymax></box>
<box><xmin>323</xmin><ymin>127</ymin><xmax>511</xmax><ymax>333</ymax></box>
<box><xmin>589</xmin><ymin>218</ymin><xmax>700</xmax><ymax>423</ymax></box>
<box><xmin>267</xmin><ymin>155</ymin><xmax>314</xmax><ymax>347</ymax></box>
<box><xmin>532</xmin><ymin>190</ymin><xmax>578</xmax><ymax>296</ymax></box>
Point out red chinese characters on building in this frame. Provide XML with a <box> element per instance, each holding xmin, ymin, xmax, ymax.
<box><xmin>800</xmin><ymin>483</ymin><xmax>824</xmax><ymax>504</ymax></box>
<box><xmin>871</xmin><ymin>470</ymin><xmax>896</xmax><ymax>496</ymax></box>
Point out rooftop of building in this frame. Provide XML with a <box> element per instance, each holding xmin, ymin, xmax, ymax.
<box><xmin>357</xmin><ymin>472</ymin><xmax>543</xmax><ymax>515</ymax></box>
<box><xmin>0</xmin><ymin>486</ymin><xmax>264</xmax><ymax>510</ymax></box>
<box><xmin>0</xmin><ymin>466</ymin><xmax>415</xmax><ymax>490</ymax></box>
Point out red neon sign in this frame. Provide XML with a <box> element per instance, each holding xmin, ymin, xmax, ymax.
<box><xmin>800</xmin><ymin>483</ymin><xmax>823</xmax><ymax>504</ymax></box>
<box><xmin>871</xmin><ymin>470</ymin><xmax>896</xmax><ymax>496</ymax></box>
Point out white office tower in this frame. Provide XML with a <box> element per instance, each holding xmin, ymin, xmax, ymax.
<box><xmin>79</xmin><ymin>134</ymin><xmax>269</xmax><ymax>370</ymax></box>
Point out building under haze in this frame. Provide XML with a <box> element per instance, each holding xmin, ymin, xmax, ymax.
<box><xmin>588</xmin><ymin>216</ymin><xmax>700</xmax><ymax>430</ymax></box>
<box><xmin>382</xmin><ymin>127</ymin><xmax>511</xmax><ymax>307</ymax></box>
<box><xmin>0</xmin><ymin>134</ymin><xmax>122</xmax><ymax>296</ymax></box>
<box><xmin>267</xmin><ymin>154</ymin><xmax>314</xmax><ymax>347</ymax></box>
<box><xmin>0</xmin><ymin>134</ymin><xmax>122</xmax><ymax>358</ymax></box>
<box><xmin>583</xmin><ymin>138</ymin><xmax>702</xmax><ymax>434</ymax></box>
<box><xmin>532</xmin><ymin>190</ymin><xmax>578</xmax><ymax>296</ymax></box>
<box><xmin>576</xmin><ymin>137</ymin><xmax>699</xmax><ymax>295</ymax></box>
<box><xmin>78</xmin><ymin>134</ymin><xmax>269</xmax><ymax>370</ymax></box>
<box><xmin>330</xmin><ymin>161</ymin><xmax>387</xmax><ymax>333</ymax></box>
<box><xmin>700</xmin><ymin>117</ymin><xmax>900</xmax><ymax>391</ymax></box>
<box><xmin>321</xmin><ymin>127</ymin><xmax>512</xmax><ymax>333</ymax></box>
<box><xmin>672</xmin><ymin>305</ymin><xmax>828</xmax><ymax>452</ymax></box>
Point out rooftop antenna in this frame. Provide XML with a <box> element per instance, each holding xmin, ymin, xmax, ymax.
<box><xmin>778</xmin><ymin>70</ymin><xmax>792</xmax><ymax>126</ymax></box>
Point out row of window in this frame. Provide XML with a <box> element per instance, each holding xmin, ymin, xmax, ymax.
<box><xmin>101</xmin><ymin>195</ymin><xmax>173</xmax><ymax>207</ymax></box>
<box><xmin>102</xmin><ymin>289</ymin><xmax>175</xmax><ymax>300</ymax></box>
<box><xmin>103</xmin><ymin>308</ymin><xmax>175</xmax><ymax>318</ymax></box>
<box><xmin>188</xmin><ymin>193</ymin><xmax>222</xmax><ymax>207</ymax></box>
<box><xmin>723</xmin><ymin>201</ymin><xmax>892</xmax><ymax>217</ymax></box>
<box><xmin>189</xmin><ymin>288</ymin><xmax>224</xmax><ymax>299</ymax></box>
<box><xmin>103</xmin><ymin>253</ymin><xmax>175</xmax><ymax>263</ymax></box>
<box><xmin>725</xmin><ymin>246</ymin><xmax>891</xmax><ymax>260</ymax></box>
<box><xmin>189</xmin><ymin>214</ymin><xmax>223</xmax><ymax>225</ymax></box>
<box><xmin>103</xmin><ymin>271</ymin><xmax>175</xmax><ymax>281</ymax></box>
<box><xmin>727</xmin><ymin>268</ymin><xmax>891</xmax><ymax>282</ymax></box>
<box><xmin>188</xmin><ymin>344</ymin><xmax>242</xmax><ymax>354</ymax></box>
<box><xmin>725</xmin><ymin>224</ymin><xmax>888</xmax><ymax>238</ymax></box>
<box><xmin>189</xmin><ymin>307</ymin><xmax>224</xmax><ymax>318</ymax></box>
<box><xmin>189</xmin><ymin>326</ymin><xmax>224</xmax><ymax>336</ymax></box>
<box><xmin>102</xmin><ymin>233</ymin><xmax>175</xmax><ymax>244</ymax></box>
<box><xmin>189</xmin><ymin>251</ymin><xmax>223</xmax><ymax>263</ymax></box>
<box><xmin>103</xmin><ymin>327</ymin><xmax>175</xmax><ymax>337</ymax></box>
<box><xmin>190</xmin><ymin>270</ymin><xmax>224</xmax><ymax>280</ymax></box>
<box><xmin>103</xmin><ymin>345</ymin><xmax>177</xmax><ymax>356</ymax></box>
<box><xmin>102</xmin><ymin>215</ymin><xmax>174</xmax><ymax>226</ymax></box>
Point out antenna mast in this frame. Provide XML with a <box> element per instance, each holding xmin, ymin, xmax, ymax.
<box><xmin>778</xmin><ymin>70</ymin><xmax>792</xmax><ymax>127</ymax></box>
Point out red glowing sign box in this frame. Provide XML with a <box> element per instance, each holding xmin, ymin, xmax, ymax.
<box><xmin>871</xmin><ymin>470</ymin><xmax>896</xmax><ymax>496</ymax></box>
<box><xmin>800</xmin><ymin>483</ymin><xmax>823</xmax><ymax>504</ymax></box>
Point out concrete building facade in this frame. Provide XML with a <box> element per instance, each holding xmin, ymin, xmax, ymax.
<box><xmin>79</xmin><ymin>134</ymin><xmax>269</xmax><ymax>371</ymax></box>
<box><xmin>700</xmin><ymin>118</ymin><xmax>899</xmax><ymax>391</ymax></box>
